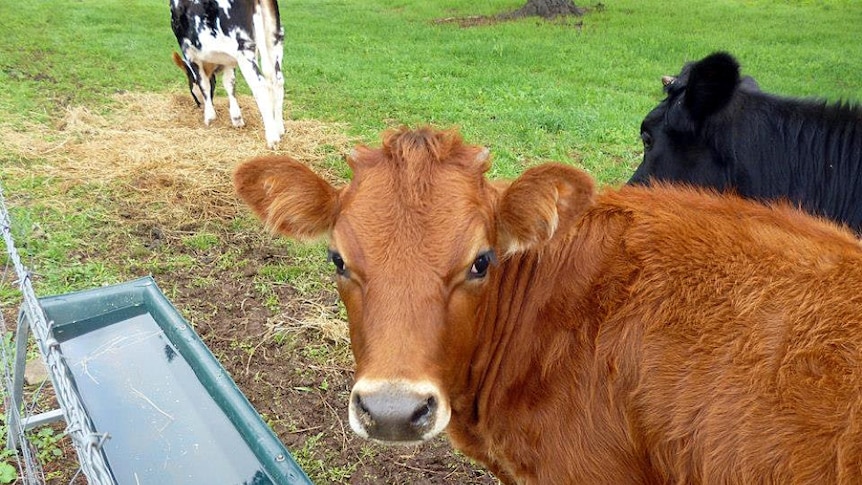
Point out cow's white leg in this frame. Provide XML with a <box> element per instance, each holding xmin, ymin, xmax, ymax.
<box><xmin>197</xmin><ymin>70</ymin><xmax>217</xmax><ymax>126</ymax></box>
<box><xmin>271</xmin><ymin>37</ymin><xmax>286</xmax><ymax>137</ymax></box>
<box><xmin>222</xmin><ymin>67</ymin><xmax>245</xmax><ymax>128</ymax></box>
<box><xmin>236</xmin><ymin>53</ymin><xmax>280</xmax><ymax>148</ymax></box>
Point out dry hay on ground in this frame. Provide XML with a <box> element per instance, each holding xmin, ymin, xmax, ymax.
<box><xmin>0</xmin><ymin>92</ymin><xmax>354</xmax><ymax>233</ymax></box>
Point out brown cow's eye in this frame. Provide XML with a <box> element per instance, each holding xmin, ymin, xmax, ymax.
<box><xmin>328</xmin><ymin>250</ymin><xmax>347</xmax><ymax>276</ymax></box>
<box><xmin>468</xmin><ymin>250</ymin><xmax>496</xmax><ymax>279</ymax></box>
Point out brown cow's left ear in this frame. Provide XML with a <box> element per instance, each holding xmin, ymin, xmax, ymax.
<box><xmin>496</xmin><ymin>164</ymin><xmax>594</xmax><ymax>256</ymax></box>
<box><xmin>234</xmin><ymin>155</ymin><xmax>340</xmax><ymax>240</ymax></box>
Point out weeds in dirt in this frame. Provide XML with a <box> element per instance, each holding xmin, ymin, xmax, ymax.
<box><xmin>27</xmin><ymin>428</ymin><xmax>64</xmax><ymax>464</ymax></box>
<box><xmin>181</xmin><ymin>233</ymin><xmax>220</xmax><ymax>251</ymax></box>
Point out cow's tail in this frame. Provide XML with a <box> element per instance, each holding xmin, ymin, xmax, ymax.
<box><xmin>254</xmin><ymin>0</ymin><xmax>283</xmax><ymax>80</ymax></box>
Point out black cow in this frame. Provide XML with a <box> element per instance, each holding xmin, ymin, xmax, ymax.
<box><xmin>170</xmin><ymin>0</ymin><xmax>285</xmax><ymax>148</ymax></box>
<box><xmin>629</xmin><ymin>52</ymin><xmax>862</xmax><ymax>232</ymax></box>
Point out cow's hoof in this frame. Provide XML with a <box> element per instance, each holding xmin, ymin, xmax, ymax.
<box><xmin>265</xmin><ymin>130</ymin><xmax>282</xmax><ymax>149</ymax></box>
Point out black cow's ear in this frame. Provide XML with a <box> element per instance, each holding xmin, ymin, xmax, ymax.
<box><xmin>684</xmin><ymin>52</ymin><xmax>741</xmax><ymax>121</ymax></box>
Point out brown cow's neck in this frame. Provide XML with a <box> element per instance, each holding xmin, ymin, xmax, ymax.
<box><xmin>444</xmin><ymin>209</ymin><xmax>638</xmax><ymax>482</ymax></box>
<box><xmin>443</xmin><ymin>251</ymin><xmax>545</xmax><ymax>480</ymax></box>
<box><xmin>445</xmin><ymin>242</ymin><xmax>582</xmax><ymax>471</ymax></box>
<box><xmin>473</xmin><ymin>252</ymin><xmax>542</xmax><ymax>413</ymax></box>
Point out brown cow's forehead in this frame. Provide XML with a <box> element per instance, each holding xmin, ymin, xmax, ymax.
<box><xmin>333</xmin><ymin>163</ymin><xmax>495</xmax><ymax>278</ymax></box>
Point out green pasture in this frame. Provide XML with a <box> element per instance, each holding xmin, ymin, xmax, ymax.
<box><xmin>3</xmin><ymin>0</ymin><xmax>861</xmax><ymax>182</ymax></box>
<box><xmin>0</xmin><ymin>0</ymin><xmax>861</xmax><ymax>480</ymax></box>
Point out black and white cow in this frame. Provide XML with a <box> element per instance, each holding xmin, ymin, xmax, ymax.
<box><xmin>170</xmin><ymin>0</ymin><xmax>285</xmax><ymax>148</ymax></box>
<box><xmin>629</xmin><ymin>52</ymin><xmax>862</xmax><ymax>232</ymax></box>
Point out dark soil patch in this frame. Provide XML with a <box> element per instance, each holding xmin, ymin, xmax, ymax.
<box><xmin>8</xmin><ymin>230</ymin><xmax>497</xmax><ymax>484</ymax></box>
<box><xmin>133</xmin><ymin>228</ymin><xmax>497</xmax><ymax>484</ymax></box>
<box><xmin>434</xmin><ymin>1</ymin><xmax>604</xmax><ymax>28</ymax></box>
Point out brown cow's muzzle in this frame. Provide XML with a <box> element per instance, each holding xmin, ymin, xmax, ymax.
<box><xmin>349</xmin><ymin>379</ymin><xmax>450</xmax><ymax>444</ymax></box>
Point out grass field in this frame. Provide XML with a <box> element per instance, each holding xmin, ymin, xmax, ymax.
<box><xmin>1</xmin><ymin>0</ymin><xmax>861</xmax><ymax>482</ymax></box>
<box><xmin>3</xmin><ymin>1</ymin><xmax>861</xmax><ymax>181</ymax></box>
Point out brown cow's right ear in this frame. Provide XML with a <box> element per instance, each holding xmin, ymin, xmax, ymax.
<box><xmin>496</xmin><ymin>164</ymin><xmax>594</xmax><ymax>256</ymax></box>
<box><xmin>234</xmin><ymin>156</ymin><xmax>340</xmax><ymax>240</ymax></box>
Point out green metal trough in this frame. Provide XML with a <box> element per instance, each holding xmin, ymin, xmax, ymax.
<box><xmin>14</xmin><ymin>276</ymin><xmax>311</xmax><ymax>485</ymax></box>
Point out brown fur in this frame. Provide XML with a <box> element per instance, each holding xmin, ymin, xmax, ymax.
<box><xmin>234</xmin><ymin>127</ymin><xmax>862</xmax><ymax>484</ymax></box>
<box><xmin>171</xmin><ymin>51</ymin><xmax>185</xmax><ymax>70</ymax></box>
<box><xmin>171</xmin><ymin>51</ymin><xmax>219</xmax><ymax>85</ymax></box>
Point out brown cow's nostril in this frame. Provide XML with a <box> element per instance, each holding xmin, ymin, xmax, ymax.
<box><xmin>353</xmin><ymin>394</ymin><xmax>375</xmax><ymax>429</ymax></box>
<box><xmin>354</xmin><ymin>393</ymin><xmax>368</xmax><ymax>413</ymax></box>
<box><xmin>410</xmin><ymin>397</ymin><xmax>436</xmax><ymax>428</ymax></box>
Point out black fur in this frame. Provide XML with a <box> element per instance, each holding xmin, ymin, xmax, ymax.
<box><xmin>630</xmin><ymin>52</ymin><xmax>862</xmax><ymax>232</ymax></box>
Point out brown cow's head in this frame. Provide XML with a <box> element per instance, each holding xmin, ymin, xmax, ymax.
<box><xmin>234</xmin><ymin>127</ymin><xmax>593</xmax><ymax>444</ymax></box>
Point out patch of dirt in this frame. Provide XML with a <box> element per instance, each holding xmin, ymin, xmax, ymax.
<box><xmin>0</xmin><ymin>93</ymin><xmax>498</xmax><ymax>483</ymax></box>
<box><xmin>434</xmin><ymin>1</ymin><xmax>603</xmax><ymax>28</ymax></box>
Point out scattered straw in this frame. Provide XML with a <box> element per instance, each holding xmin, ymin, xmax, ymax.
<box><xmin>0</xmin><ymin>92</ymin><xmax>355</xmax><ymax>233</ymax></box>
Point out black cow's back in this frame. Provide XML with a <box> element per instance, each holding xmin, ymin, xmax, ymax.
<box><xmin>631</xmin><ymin>52</ymin><xmax>862</xmax><ymax>233</ymax></box>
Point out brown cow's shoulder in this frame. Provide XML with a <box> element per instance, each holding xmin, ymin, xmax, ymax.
<box><xmin>465</xmin><ymin>182</ymin><xmax>862</xmax><ymax>482</ymax></box>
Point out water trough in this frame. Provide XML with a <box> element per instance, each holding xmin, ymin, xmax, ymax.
<box><xmin>8</xmin><ymin>276</ymin><xmax>311</xmax><ymax>485</ymax></box>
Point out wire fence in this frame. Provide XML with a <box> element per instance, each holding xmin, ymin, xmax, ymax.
<box><xmin>0</xmin><ymin>182</ymin><xmax>115</xmax><ymax>485</ymax></box>
<box><xmin>0</xmin><ymin>303</ymin><xmax>42</xmax><ymax>485</ymax></box>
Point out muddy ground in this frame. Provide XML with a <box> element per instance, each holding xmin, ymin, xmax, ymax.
<box><xmin>1</xmin><ymin>93</ymin><xmax>498</xmax><ymax>484</ymax></box>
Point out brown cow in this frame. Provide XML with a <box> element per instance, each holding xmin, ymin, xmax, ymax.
<box><xmin>234</xmin><ymin>126</ymin><xmax>862</xmax><ymax>484</ymax></box>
